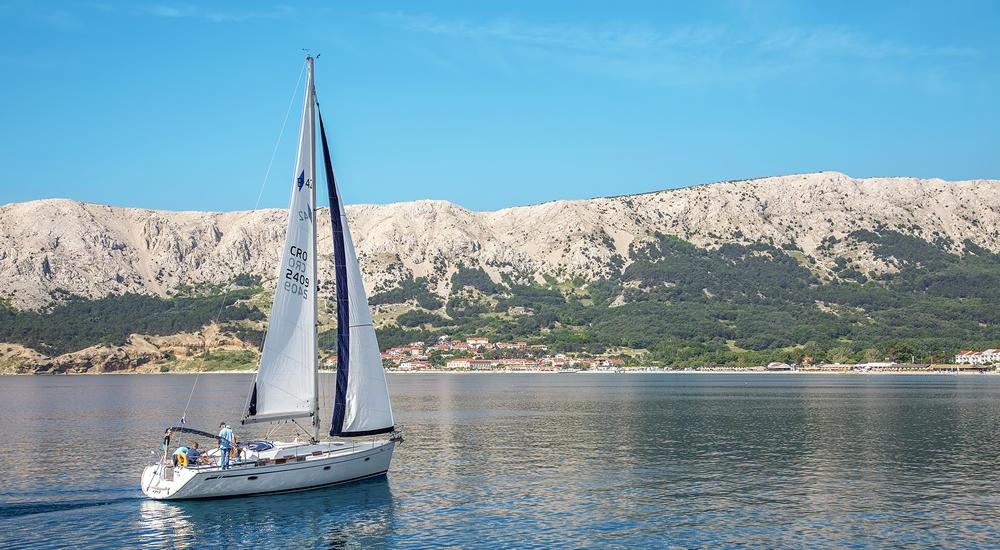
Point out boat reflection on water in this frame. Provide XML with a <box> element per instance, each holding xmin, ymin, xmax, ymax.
<box><xmin>137</xmin><ymin>477</ymin><xmax>395</xmax><ymax>547</ymax></box>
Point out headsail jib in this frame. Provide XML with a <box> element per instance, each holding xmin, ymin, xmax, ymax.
<box><xmin>318</xmin><ymin>108</ymin><xmax>395</xmax><ymax>437</ymax></box>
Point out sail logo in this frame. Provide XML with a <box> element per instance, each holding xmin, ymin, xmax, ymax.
<box><xmin>297</xmin><ymin>171</ymin><xmax>313</xmax><ymax>191</ymax></box>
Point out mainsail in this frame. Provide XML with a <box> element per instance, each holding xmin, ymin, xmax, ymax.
<box><xmin>244</xmin><ymin>58</ymin><xmax>318</xmax><ymax>425</ymax></box>
<box><xmin>319</xmin><ymin>110</ymin><xmax>395</xmax><ymax>437</ymax></box>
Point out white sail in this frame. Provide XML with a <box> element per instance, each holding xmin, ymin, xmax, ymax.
<box><xmin>244</xmin><ymin>58</ymin><xmax>318</xmax><ymax>424</ymax></box>
<box><xmin>319</xmin><ymin>113</ymin><xmax>395</xmax><ymax>437</ymax></box>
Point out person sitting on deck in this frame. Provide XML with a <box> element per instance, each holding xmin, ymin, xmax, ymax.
<box><xmin>186</xmin><ymin>441</ymin><xmax>202</xmax><ymax>466</ymax></box>
<box><xmin>172</xmin><ymin>446</ymin><xmax>189</xmax><ymax>467</ymax></box>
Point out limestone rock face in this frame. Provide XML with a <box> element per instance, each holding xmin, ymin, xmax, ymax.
<box><xmin>2</xmin><ymin>172</ymin><xmax>998</xmax><ymax>309</ymax></box>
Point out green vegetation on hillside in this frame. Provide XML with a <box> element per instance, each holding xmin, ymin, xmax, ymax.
<box><xmin>369</xmin><ymin>276</ymin><xmax>442</xmax><ymax>309</ymax></box>
<box><xmin>0</xmin><ymin>282</ymin><xmax>264</xmax><ymax>355</ymax></box>
<box><xmin>451</xmin><ymin>265</ymin><xmax>500</xmax><ymax>294</ymax></box>
<box><xmin>397</xmin><ymin>309</ymin><xmax>452</xmax><ymax>328</ymax></box>
<box><xmin>5</xmin><ymin>232</ymin><xmax>999</xmax><ymax>369</ymax></box>
<box><xmin>368</xmin><ymin>231</ymin><xmax>1000</xmax><ymax>367</ymax></box>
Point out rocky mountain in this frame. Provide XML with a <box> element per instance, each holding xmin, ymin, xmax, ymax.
<box><xmin>4</xmin><ymin>171</ymin><xmax>1000</xmax><ymax>374</ymax></box>
<box><xmin>2</xmin><ymin>171</ymin><xmax>999</xmax><ymax>310</ymax></box>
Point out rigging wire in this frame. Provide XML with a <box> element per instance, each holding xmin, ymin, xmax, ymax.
<box><xmin>252</xmin><ymin>60</ymin><xmax>308</xmax><ymax>212</ymax></box>
<box><xmin>179</xmin><ymin>60</ymin><xmax>308</xmax><ymax>427</ymax></box>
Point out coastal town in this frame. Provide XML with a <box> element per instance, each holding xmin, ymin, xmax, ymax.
<box><xmin>320</xmin><ymin>337</ymin><xmax>1000</xmax><ymax>374</ymax></box>
<box><xmin>324</xmin><ymin>336</ymin><xmax>627</xmax><ymax>373</ymax></box>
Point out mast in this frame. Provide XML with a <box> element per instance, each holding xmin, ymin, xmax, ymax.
<box><xmin>309</xmin><ymin>55</ymin><xmax>320</xmax><ymax>442</ymax></box>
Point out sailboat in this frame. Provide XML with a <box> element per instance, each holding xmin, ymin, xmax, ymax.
<box><xmin>141</xmin><ymin>56</ymin><xmax>398</xmax><ymax>500</ymax></box>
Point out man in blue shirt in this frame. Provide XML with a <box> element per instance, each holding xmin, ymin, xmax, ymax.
<box><xmin>218</xmin><ymin>422</ymin><xmax>235</xmax><ymax>470</ymax></box>
<box><xmin>186</xmin><ymin>441</ymin><xmax>202</xmax><ymax>466</ymax></box>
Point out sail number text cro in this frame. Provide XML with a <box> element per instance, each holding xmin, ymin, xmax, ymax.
<box><xmin>284</xmin><ymin>245</ymin><xmax>310</xmax><ymax>299</ymax></box>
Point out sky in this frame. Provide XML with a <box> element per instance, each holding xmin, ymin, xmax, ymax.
<box><xmin>0</xmin><ymin>1</ymin><xmax>998</xmax><ymax>212</ymax></box>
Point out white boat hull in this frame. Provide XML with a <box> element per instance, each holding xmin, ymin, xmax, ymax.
<box><xmin>141</xmin><ymin>439</ymin><xmax>394</xmax><ymax>500</ymax></box>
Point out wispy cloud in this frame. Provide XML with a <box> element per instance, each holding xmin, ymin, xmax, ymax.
<box><xmin>754</xmin><ymin>27</ymin><xmax>980</xmax><ymax>60</ymax></box>
<box><xmin>376</xmin><ymin>12</ymin><xmax>980</xmax><ymax>87</ymax></box>
<box><xmin>136</xmin><ymin>3</ymin><xmax>295</xmax><ymax>23</ymax></box>
<box><xmin>0</xmin><ymin>2</ymin><xmax>84</xmax><ymax>30</ymax></box>
<box><xmin>379</xmin><ymin>12</ymin><xmax>726</xmax><ymax>55</ymax></box>
<box><xmin>40</xmin><ymin>8</ymin><xmax>82</xmax><ymax>29</ymax></box>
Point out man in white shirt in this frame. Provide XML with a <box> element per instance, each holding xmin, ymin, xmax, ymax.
<box><xmin>218</xmin><ymin>422</ymin><xmax>235</xmax><ymax>470</ymax></box>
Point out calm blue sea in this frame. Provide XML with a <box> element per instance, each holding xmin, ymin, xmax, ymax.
<box><xmin>1</xmin><ymin>373</ymin><xmax>999</xmax><ymax>548</ymax></box>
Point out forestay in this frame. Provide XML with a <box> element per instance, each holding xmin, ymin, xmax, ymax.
<box><xmin>319</xmin><ymin>111</ymin><xmax>395</xmax><ymax>437</ymax></box>
<box><xmin>244</xmin><ymin>60</ymin><xmax>318</xmax><ymax>424</ymax></box>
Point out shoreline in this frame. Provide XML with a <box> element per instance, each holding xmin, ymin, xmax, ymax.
<box><xmin>2</xmin><ymin>369</ymin><xmax>995</xmax><ymax>376</ymax></box>
<box><xmin>389</xmin><ymin>369</ymin><xmax>998</xmax><ymax>376</ymax></box>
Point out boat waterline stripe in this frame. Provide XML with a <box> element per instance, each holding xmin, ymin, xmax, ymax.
<box><xmin>318</xmin><ymin>107</ymin><xmax>351</xmax><ymax>436</ymax></box>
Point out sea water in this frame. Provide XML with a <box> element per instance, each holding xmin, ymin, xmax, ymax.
<box><xmin>1</xmin><ymin>373</ymin><xmax>999</xmax><ymax>548</ymax></box>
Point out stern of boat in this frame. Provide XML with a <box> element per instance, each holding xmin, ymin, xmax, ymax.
<box><xmin>141</xmin><ymin>462</ymin><xmax>194</xmax><ymax>500</ymax></box>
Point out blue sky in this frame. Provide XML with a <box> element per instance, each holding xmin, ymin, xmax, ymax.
<box><xmin>1</xmin><ymin>1</ymin><xmax>997</xmax><ymax>212</ymax></box>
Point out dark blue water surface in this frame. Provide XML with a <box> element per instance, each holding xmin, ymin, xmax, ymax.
<box><xmin>2</xmin><ymin>373</ymin><xmax>1000</xmax><ymax>548</ymax></box>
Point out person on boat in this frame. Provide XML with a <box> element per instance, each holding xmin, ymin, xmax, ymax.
<box><xmin>160</xmin><ymin>428</ymin><xmax>172</xmax><ymax>465</ymax></box>
<box><xmin>186</xmin><ymin>441</ymin><xmax>202</xmax><ymax>466</ymax></box>
<box><xmin>218</xmin><ymin>422</ymin><xmax>235</xmax><ymax>469</ymax></box>
<box><xmin>172</xmin><ymin>446</ymin><xmax>189</xmax><ymax>467</ymax></box>
<box><xmin>226</xmin><ymin>424</ymin><xmax>239</xmax><ymax>460</ymax></box>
